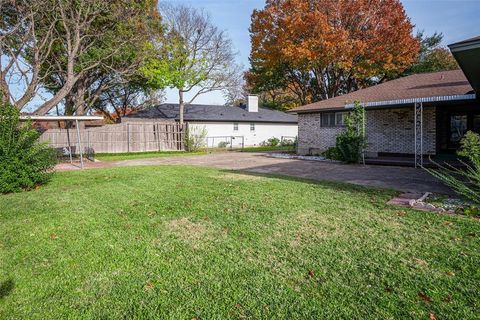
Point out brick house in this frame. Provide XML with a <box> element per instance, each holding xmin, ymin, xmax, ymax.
<box><xmin>290</xmin><ymin>36</ymin><xmax>480</xmax><ymax>166</ymax></box>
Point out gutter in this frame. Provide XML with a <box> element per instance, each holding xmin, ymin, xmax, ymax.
<box><xmin>290</xmin><ymin>94</ymin><xmax>477</xmax><ymax>113</ymax></box>
<box><xmin>345</xmin><ymin>94</ymin><xmax>477</xmax><ymax>109</ymax></box>
<box><xmin>448</xmin><ymin>38</ymin><xmax>480</xmax><ymax>53</ymax></box>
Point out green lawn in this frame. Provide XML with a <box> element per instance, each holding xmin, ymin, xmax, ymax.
<box><xmin>1</xmin><ymin>166</ymin><xmax>479</xmax><ymax>319</ymax></box>
<box><xmin>94</xmin><ymin>146</ymin><xmax>294</xmax><ymax>162</ymax></box>
<box><xmin>94</xmin><ymin>150</ymin><xmax>206</xmax><ymax>161</ymax></box>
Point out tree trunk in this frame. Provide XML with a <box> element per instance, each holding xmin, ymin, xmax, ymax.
<box><xmin>0</xmin><ymin>76</ymin><xmax>11</xmax><ymax>105</ymax></box>
<box><xmin>179</xmin><ymin>89</ymin><xmax>185</xmax><ymax>125</ymax></box>
<box><xmin>33</xmin><ymin>77</ymin><xmax>77</xmax><ymax>115</ymax></box>
<box><xmin>74</xmin><ymin>80</ymin><xmax>87</xmax><ymax>129</ymax></box>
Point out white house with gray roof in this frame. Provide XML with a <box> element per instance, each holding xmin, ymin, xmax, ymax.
<box><xmin>124</xmin><ymin>96</ymin><xmax>298</xmax><ymax>148</ymax></box>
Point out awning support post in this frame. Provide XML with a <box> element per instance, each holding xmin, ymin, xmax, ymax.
<box><xmin>65</xmin><ymin>121</ymin><xmax>73</xmax><ymax>165</ymax></box>
<box><xmin>75</xmin><ymin>119</ymin><xmax>84</xmax><ymax>169</ymax></box>
<box><xmin>414</xmin><ymin>102</ymin><xmax>423</xmax><ymax>168</ymax></box>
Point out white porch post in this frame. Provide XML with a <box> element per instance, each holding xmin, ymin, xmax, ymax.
<box><xmin>414</xmin><ymin>102</ymin><xmax>424</xmax><ymax>168</ymax></box>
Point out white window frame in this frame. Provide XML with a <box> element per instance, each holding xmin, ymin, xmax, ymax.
<box><xmin>250</xmin><ymin>123</ymin><xmax>255</xmax><ymax>131</ymax></box>
<box><xmin>233</xmin><ymin>122</ymin><xmax>239</xmax><ymax>131</ymax></box>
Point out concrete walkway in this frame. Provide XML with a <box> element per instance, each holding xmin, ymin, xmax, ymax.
<box><xmin>55</xmin><ymin>152</ymin><xmax>453</xmax><ymax>195</ymax></box>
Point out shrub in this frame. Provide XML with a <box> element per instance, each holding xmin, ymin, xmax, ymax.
<box><xmin>262</xmin><ymin>137</ymin><xmax>280</xmax><ymax>147</ymax></box>
<box><xmin>457</xmin><ymin>131</ymin><xmax>480</xmax><ymax>160</ymax></box>
<box><xmin>218</xmin><ymin>141</ymin><xmax>230</xmax><ymax>148</ymax></box>
<box><xmin>185</xmin><ymin>125</ymin><xmax>207</xmax><ymax>152</ymax></box>
<box><xmin>335</xmin><ymin>131</ymin><xmax>366</xmax><ymax>163</ymax></box>
<box><xmin>268</xmin><ymin>137</ymin><xmax>280</xmax><ymax>146</ymax></box>
<box><xmin>324</xmin><ymin>101</ymin><xmax>366</xmax><ymax>163</ymax></box>
<box><xmin>322</xmin><ymin>146</ymin><xmax>341</xmax><ymax>160</ymax></box>
<box><xmin>0</xmin><ymin>103</ymin><xmax>56</xmax><ymax>193</ymax></box>
<box><xmin>280</xmin><ymin>137</ymin><xmax>296</xmax><ymax>147</ymax></box>
<box><xmin>426</xmin><ymin>131</ymin><xmax>480</xmax><ymax>207</ymax></box>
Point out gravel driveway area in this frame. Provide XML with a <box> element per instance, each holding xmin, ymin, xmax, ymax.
<box><xmin>56</xmin><ymin>152</ymin><xmax>453</xmax><ymax>194</ymax></box>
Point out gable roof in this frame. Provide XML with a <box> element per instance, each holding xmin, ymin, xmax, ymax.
<box><xmin>125</xmin><ymin>104</ymin><xmax>298</xmax><ymax>123</ymax></box>
<box><xmin>291</xmin><ymin>69</ymin><xmax>474</xmax><ymax>113</ymax></box>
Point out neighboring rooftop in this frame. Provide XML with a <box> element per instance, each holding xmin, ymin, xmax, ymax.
<box><xmin>125</xmin><ymin>104</ymin><xmax>298</xmax><ymax>123</ymax></box>
<box><xmin>291</xmin><ymin>69</ymin><xmax>474</xmax><ymax>113</ymax></box>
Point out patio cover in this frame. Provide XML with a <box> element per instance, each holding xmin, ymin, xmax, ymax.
<box><xmin>449</xmin><ymin>36</ymin><xmax>480</xmax><ymax>94</ymax></box>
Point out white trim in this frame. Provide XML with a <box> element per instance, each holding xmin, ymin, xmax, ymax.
<box><xmin>449</xmin><ymin>41</ymin><xmax>480</xmax><ymax>52</ymax></box>
<box><xmin>20</xmin><ymin>115</ymin><xmax>104</xmax><ymax>121</ymax></box>
<box><xmin>345</xmin><ymin>94</ymin><xmax>476</xmax><ymax>109</ymax></box>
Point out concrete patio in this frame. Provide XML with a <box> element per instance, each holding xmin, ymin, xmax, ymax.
<box><xmin>55</xmin><ymin>152</ymin><xmax>453</xmax><ymax>195</ymax></box>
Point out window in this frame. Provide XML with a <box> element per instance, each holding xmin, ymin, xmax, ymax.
<box><xmin>321</xmin><ymin>112</ymin><xmax>347</xmax><ymax>127</ymax></box>
<box><xmin>336</xmin><ymin>112</ymin><xmax>347</xmax><ymax>126</ymax></box>
<box><xmin>233</xmin><ymin>123</ymin><xmax>239</xmax><ymax>131</ymax></box>
<box><xmin>450</xmin><ymin>114</ymin><xmax>468</xmax><ymax>143</ymax></box>
<box><xmin>321</xmin><ymin>113</ymin><xmax>335</xmax><ymax>127</ymax></box>
<box><xmin>250</xmin><ymin>123</ymin><xmax>255</xmax><ymax>131</ymax></box>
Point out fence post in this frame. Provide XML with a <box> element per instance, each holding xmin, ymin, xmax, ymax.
<box><xmin>142</xmin><ymin>124</ymin><xmax>146</xmax><ymax>152</ymax></box>
<box><xmin>179</xmin><ymin>124</ymin><xmax>183</xmax><ymax>151</ymax></box>
<box><xmin>156</xmin><ymin>123</ymin><xmax>160</xmax><ymax>151</ymax></box>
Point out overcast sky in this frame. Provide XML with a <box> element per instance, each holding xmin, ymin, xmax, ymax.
<box><xmin>162</xmin><ymin>0</ymin><xmax>480</xmax><ymax>105</ymax></box>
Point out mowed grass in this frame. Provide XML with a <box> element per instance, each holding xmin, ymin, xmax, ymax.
<box><xmin>95</xmin><ymin>150</ymin><xmax>206</xmax><ymax>161</ymax></box>
<box><xmin>94</xmin><ymin>146</ymin><xmax>295</xmax><ymax>162</ymax></box>
<box><xmin>0</xmin><ymin>166</ymin><xmax>479</xmax><ymax>319</ymax></box>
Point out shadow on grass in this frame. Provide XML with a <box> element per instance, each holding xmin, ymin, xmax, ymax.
<box><xmin>218</xmin><ymin>168</ymin><xmax>397</xmax><ymax>197</ymax></box>
<box><xmin>0</xmin><ymin>279</ymin><xmax>14</xmax><ymax>299</ymax></box>
<box><xmin>222</xmin><ymin>154</ymin><xmax>455</xmax><ymax>196</ymax></box>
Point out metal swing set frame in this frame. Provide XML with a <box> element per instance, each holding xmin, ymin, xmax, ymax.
<box><xmin>20</xmin><ymin>115</ymin><xmax>103</xmax><ymax>169</ymax></box>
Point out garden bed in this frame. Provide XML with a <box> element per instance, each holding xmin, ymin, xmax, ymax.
<box><xmin>388</xmin><ymin>192</ymin><xmax>480</xmax><ymax>217</ymax></box>
<box><xmin>268</xmin><ymin>152</ymin><xmax>341</xmax><ymax>162</ymax></box>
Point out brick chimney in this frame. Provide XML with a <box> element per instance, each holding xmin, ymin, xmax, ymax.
<box><xmin>247</xmin><ymin>95</ymin><xmax>259</xmax><ymax>113</ymax></box>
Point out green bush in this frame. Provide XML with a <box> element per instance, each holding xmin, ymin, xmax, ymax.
<box><xmin>323</xmin><ymin>101</ymin><xmax>366</xmax><ymax>163</ymax></box>
<box><xmin>457</xmin><ymin>131</ymin><xmax>480</xmax><ymax>160</ymax></box>
<box><xmin>280</xmin><ymin>137</ymin><xmax>296</xmax><ymax>147</ymax></box>
<box><xmin>427</xmin><ymin>131</ymin><xmax>480</xmax><ymax>208</ymax></box>
<box><xmin>262</xmin><ymin>137</ymin><xmax>280</xmax><ymax>147</ymax></box>
<box><xmin>335</xmin><ymin>131</ymin><xmax>366</xmax><ymax>163</ymax></box>
<box><xmin>0</xmin><ymin>103</ymin><xmax>56</xmax><ymax>193</ymax></box>
<box><xmin>322</xmin><ymin>146</ymin><xmax>341</xmax><ymax>160</ymax></box>
<box><xmin>217</xmin><ymin>141</ymin><xmax>230</xmax><ymax>148</ymax></box>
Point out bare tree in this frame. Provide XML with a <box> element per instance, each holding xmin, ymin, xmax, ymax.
<box><xmin>224</xmin><ymin>68</ymin><xmax>247</xmax><ymax>107</ymax></box>
<box><xmin>0</xmin><ymin>0</ymin><xmax>58</xmax><ymax>110</ymax></box>
<box><xmin>0</xmin><ymin>0</ymin><xmax>154</xmax><ymax>114</ymax></box>
<box><xmin>145</xmin><ymin>4</ymin><xmax>241</xmax><ymax>124</ymax></box>
<box><xmin>93</xmin><ymin>83</ymin><xmax>165</xmax><ymax>123</ymax></box>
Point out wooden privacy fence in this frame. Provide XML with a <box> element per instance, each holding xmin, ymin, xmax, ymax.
<box><xmin>40</xmin><ymin>121</ymin><xmax>186</xmax><ymax>155</ymax></box>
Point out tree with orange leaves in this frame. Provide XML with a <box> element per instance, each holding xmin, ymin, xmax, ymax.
<box><xmin>248</xmin><ymin>0</ymin><xmax>420</xmax><ymax>109</ymax></box>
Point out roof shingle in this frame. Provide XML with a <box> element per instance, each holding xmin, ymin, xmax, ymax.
<box><xmin>126</xmin><ymin>104</ymin><xmax>298</xmax><ymax>123</ymax></box>
<box><xmin>291</xmin><ymin>70</ymin><xmax>473</xmax><ymax>112</ymax></box>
